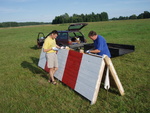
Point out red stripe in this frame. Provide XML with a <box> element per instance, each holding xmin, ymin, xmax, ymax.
<box><xmin>44</xmin><ymin>62</ymin><xmax>50</xmax><ymax>73</ymax></box>
<box><xmin>62</xmin><ymin>50</ymin><xmax>83</xmax><ymax>89</ymax></box>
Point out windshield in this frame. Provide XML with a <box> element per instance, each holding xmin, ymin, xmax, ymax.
<box><xmin>69</xmin><ymin>25</ymin><xmax>83</xmax><ymax>30</ymax></box>
<box><xmin>57</xmin><ymin>32</ymin><xmax>68</xmax><ymax>40</ymax></box>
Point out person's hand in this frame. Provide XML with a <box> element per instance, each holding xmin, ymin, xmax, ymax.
<box><xmin>52</xmin><ymin>47</ymin><xmax>59</xmax><ymax>51</ymax></box>
<box><xmin>65</xmin><ymin>46</ymin><xmax>70</xmax><ymax>50</ymax></box>
<box><xmin>60</xmin><ymin>46</ymin><xmax>65</xmax><ymax>49</ymax></box>
<box><xmin>86</xmin><ymin>50</ymin><xmax>90</xmax><ymax>54</ymax></box>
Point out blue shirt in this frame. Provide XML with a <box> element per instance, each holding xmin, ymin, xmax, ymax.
<box><xmin>93</xmin><ymin>35</ymin><xmax>111</xmax><ymax>57</ymax></box>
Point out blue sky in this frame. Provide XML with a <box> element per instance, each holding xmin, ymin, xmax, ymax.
<box><xmin>0</xmin><ymin>0</ymin><xmax>150</xmax><ymax>22</ymax></box>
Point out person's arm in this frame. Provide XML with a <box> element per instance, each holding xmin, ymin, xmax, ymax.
<box><xmin>90</xmin><ymin>36</ymin><xmax>104</xmax><ymax>54</ymax></box>
<box><xmin>56</xmin><ymin>45</ymin><xmax>60</xmax><ymax>49</ymax></box>
<box><xmin>43</xmin><ymin>48</ymin><xmax>52</xmax><ymax>52</ymax></box>
<box><xmin>89</xmin><ymin>49</ymin><xmax>100</xmax><ymax>54</ymax></box>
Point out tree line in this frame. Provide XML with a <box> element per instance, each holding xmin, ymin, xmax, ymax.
<box><xmin>0</xmin><ymin>22</ymin><xmax>50</xmax><ymax>28</ymax></box>
<box><xmin>52</xmin><ymin>12</ymin><xmax>108</xmax><ymax>24</ymax></box>
<box><xmin>52</xmin><ymin>11</ymin><xmax>150</xmax><ymax>24</ymax></box>
<box><xmin>111</xmin><ymin>11</ymin><xmax>150</xmax><ymax>20</ymax></box>
<box><xmin>0</xmin><ymin>11</ymin><xmax>149</xmax><ymax>27</ymax></box>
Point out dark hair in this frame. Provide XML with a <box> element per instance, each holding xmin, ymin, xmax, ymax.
<box><xmin>88</xmin><ymin>31</ymin><xmax>97</xmax><ymax>37</ymax></box>
<box><xmin>51</xmin><ymin>30</ymin><xmax>58</xmax><ymax>35</ymax></box>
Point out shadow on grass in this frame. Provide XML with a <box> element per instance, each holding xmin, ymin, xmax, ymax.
<box><xmin>30</xmin><ymin>45</ymin><xmax>41</xmax><ymax>50</ymax></box>
<box><xmin>100</xmin><ymin>84</ymin><xmax>120</xmax><ymax>96</ymax></box>
<box><xmin>21</xmin><ymin>57</ymin><xmax>48</xmax><ymax>80</ymax></box>
<box><xmin>100</xmin><ymin>67</ymin><xmax>121</xmax><ymax>96</ymax></box>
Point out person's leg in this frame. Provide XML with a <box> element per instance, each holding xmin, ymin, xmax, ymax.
<box><xmin>49</xmin><ymin>67</ymin><xmax>58</xmax><ymax>84</ymax></box>
<box><xmin>53</xmin><ymin>67</ymin><xmax>58</xmax><ymax>76</ymax></box>
<box><xmin>47</xmin><ymin>53</ymin><xmax>58</xmax><ymax>84</ymax></box>
<box><xmin>50</xmin><ymin>53</ymin><xmax>58</xmax><ymax>83</ymax></box>
<box><xmin>49</xmin><ymin>68</ymin><xmax>55</xmax><ymax>82</ymax></box>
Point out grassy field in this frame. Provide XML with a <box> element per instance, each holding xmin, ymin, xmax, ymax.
<box><xmin>0</xmin><ymin>19</ymin><xmax>149</xmax><ymax>113</ymax></box>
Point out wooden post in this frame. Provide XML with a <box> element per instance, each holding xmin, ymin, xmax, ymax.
<box><xmin>103</xmin><ymin>55</ymin><xmax>125</xmax><ymax>96</ymax></box>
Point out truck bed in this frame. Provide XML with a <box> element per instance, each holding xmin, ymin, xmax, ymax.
<box><xmin>84</xmin><ymin>43</ymin><xmax>135</xmax><ymax>57</ymax></box>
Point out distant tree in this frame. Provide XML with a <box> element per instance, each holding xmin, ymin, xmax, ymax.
<box><xmin>1</xmin><ymin>22</ymin><xmax>18</xmax><ymax>27</ymax></box>
<box><xmin>143</xmin><ymin>11</ymin><xmax>150</xmax><ymax>18</ymax></box>
<box><xmin>52</xmin><ymin>16</ymin><xmax>63</xmax><ymax>24</ymax></box>
<box><xmin>52</xmin><ymin>12</ymin><xmax>109</xmax><ymax>24</ymax></box>
<box><xmin>129</xmin><ymin>14</ymin><xmax>137</xmax><ymax>19</ymax></box>
<box><xmin>119</xmin><ymin>16</ymin><xmax>124</xmax><ymax>20</ymax></box>
<box><xmin>84</xmin><ymin>14</ymin><xmax>88</xmax><ymax>22</ymax></box>
<box><xmin>77</xmin><ymin>17</ymin><xmax>83</xmax><ymax>22</ymax></box>
<box><xmin>118</xmin><ymin>16</ymin><xmax>129</xmax><ymax>20</ymax></box>
<box><xmin>81</xmin><ymin>14</ymin><xmax>85</xmax><ymax>21</ymax></box>
<box><xmin>87</xmin><ymin>15</ymin><xmax>92</xmax><ymax>22</ymax></box>
<box><xmin>110</xmin><ymin>11</ymin><xmax>150</xmax><ymax>20</ymax></box>
<box><xmin>61</xmin><ymin>13</ymin><xmax>69</xmax><ymax>18</ymax></box>
<box><xmin>0</xmin><ymin>22</ymin><xmax>50</xmax><ymax>27</ymax></box>
<box><xmin>101</xmin><ymin>12</ymin><xmax>108</xmax><ymax>21</ymax></box>
<box><xmin>137</xmin><ymin>13</ymin><xmax>144</xmax><ymax>19</ymax></box>
<box><xmin>61</xmin><ymin>13</ymin><xmax>69</xmax><ymax>23</ymax></box>
<box><xmin>125</xmin><ymin>16</ymin><xmax>129</xmax><ymax>19</ymax></box>
<box><xmin>72</xmin><ymin>14</ymin><xmax>76</xmax><ymax>17</ymax></box>
<box><xmin>69</xmin><ymin>17</ymin><xmax>73</xmax><ymax>23</ymax></box>
<box><xmin>11</xmin><ymin>22</ymin><xmax>18</xmax><ymax>27</ymax></box>
<box><xmin>98</xmin><ymin>14</ymin><xmax>102</xmax><ymax>21</ymax></box>
<box><xmin>72</xmin><ymin>17</ymin><xmax>78</xmax><ymax>23</ymax></box>
<box><xmin>95</xmin><ymin>14</ymin><xmax>100</xmax><ymax>21</ymax></box>
<box><xmin>0</xmin><ymin>23</ymin><xmax>3</xmax><ymax>27</ymax></box>
<box><xmin>137</xmin><ymin>11</ymin><xmax>150</xmax><ymax>19</ymax></box>
<box><xmin>111</xmin><ymin>17</ymin><xmax>118</xmax><ymax>20</ymax></box>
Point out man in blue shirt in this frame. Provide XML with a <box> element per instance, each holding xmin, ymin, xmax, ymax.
<box><xmin>87</xmin><ymin>31</ymin><xmax>111</xmax><ymax>58</ymax></box>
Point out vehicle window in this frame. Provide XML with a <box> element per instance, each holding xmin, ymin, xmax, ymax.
<box><xmin>68</xmin><ymin>32</ymin><xmax>76</xmax><ymax>38</ymax></box>
<box><xmin>57</xmin><ymin>32</ymin><xmax>68</xmax><ymax>39</ymax></box>
<box><xmin>74</xmin><ymin>32</ymin><xmax>83</xmax><ymax>37</ymax></box>
<box><xmin>69</xmin><ymin>25</ymin><xmax>83</xmax><ymax>30</ymax></box>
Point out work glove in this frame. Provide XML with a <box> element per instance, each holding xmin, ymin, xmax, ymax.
<box><xmin>52</xmin><ymin>47</ymin><xmax>59</xmax><ymax>51</ymax></box>
<box><xmin>86</xmin><ymin>50</ymin><xmax>90</xmax><ymax>54</ymax></box>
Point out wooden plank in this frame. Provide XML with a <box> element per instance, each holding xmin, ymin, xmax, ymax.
<box><xmin>91</xmin><ymin>60</ymin><xmax>105</xmax><ymax>105</ymax></box>
<box><xmin>75</xmin><ymin>54</ymin><xmax>104</xmax><ymax>104</ymax></box>
<box><xmin>74</xmin><ymin>80</ymin><xmax>95</xmax><ymax>100</ymax></box>
<box><xmin>103</xmin><ymin>55</ymin><xmax>125</xmax><ymax>96</ymax></box>
<box><xmin>79</xmin><ymin>62</ymin><xmax>101</xmax><ymax>76</ymax></box>
<box><xmin>76</xmin><ymin>54</ymin><xmax>103</xmax><ymax>87</ymax></box>
<box><xmin>55</xmin><ymin>49</ymin><xmax>69</xmax><ymax>80</ymax></box>
<box><xmin>62</xmin><ymin>50</ymin><xmax>83</xmax><ymax>89</ymax></box>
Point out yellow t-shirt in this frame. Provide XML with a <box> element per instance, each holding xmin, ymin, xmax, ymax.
<box><xmin>43</xmin><ymin>36</ymin><xmax>56</xmax><ymax>53</ymax></box>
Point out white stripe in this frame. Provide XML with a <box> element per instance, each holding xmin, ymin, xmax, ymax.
<box><xmin>54</xmin><ymin>49</ymin><xmax>69</xmax><ymax>81</ymax></box>
<box><xmin>38</xmin><ymin>48</ymin><xmax>46</xmax><ymax>69</ymax></box>
<box><xmin>75</xmin><ymin>54</ymin><xmax>103</xmax><ymax>100</ymax></box>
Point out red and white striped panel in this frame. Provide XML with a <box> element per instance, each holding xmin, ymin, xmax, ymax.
<box><xmin>38</xmin><ymin>49</ymin><xmax>104</xmax><ymax>104</ymax></box>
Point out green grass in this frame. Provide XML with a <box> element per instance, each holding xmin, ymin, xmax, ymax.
<box><xmin>0</xmin><ymin>19</ymin><xmax>149</xmax><ymax>113</ymax></box>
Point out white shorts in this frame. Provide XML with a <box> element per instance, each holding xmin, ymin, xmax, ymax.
<box><xmin>46</xmin><ymin>52</ymin><xmax>58</xmax><ymax>68</ymax></box>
